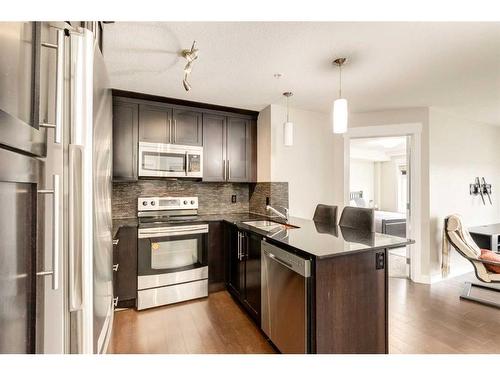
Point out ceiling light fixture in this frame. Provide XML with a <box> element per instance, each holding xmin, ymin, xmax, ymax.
<box><xmin>181</xmin><ymin>41</ymin><xmax>199</xmax><ymax>92</ymax></box>
<box><xmin>332</xmin><ymin>57</ymin><xmax>348</xmax><ymax>134</ymax></box>
<box><xmin>283</xmin><ymin>92</ymin><xmax>294</xmax><ymax>147</ymax></box>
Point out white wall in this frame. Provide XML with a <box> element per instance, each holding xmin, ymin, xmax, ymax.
<box><xmin>257</xmin><ymin>104</ymin><xmax>335</xmax><ymax>219</ymax></box>
<box><xmin>429</xmin><ymin>108</ymin><xmax>500</xmax><ymax>278</ymax></box>
<box><xmin>379</xmin><ymin>155</ymin><xmax>406</xmax><ymax>212</ymax></box>
<box><xmin>350</xmin><ymin>159</ymin><xmax>375</xmax><ymax>206</ymax></box>
<box><xmin>257</xmin><ymin>106</ymin><xmax>271</xmax><ymax>182</ymax></box>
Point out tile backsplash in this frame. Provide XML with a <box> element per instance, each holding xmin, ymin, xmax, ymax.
<box><xmin>249</xmin><ymin>182</ymin><xmax>289</xmax><ymax>216</ymax></box>
<box><xmin>112</xmin><ymin>180</ymin><xmax>251</xmax><ymax>218</ymax></box>
<box><xmin>112</xmin><ymin>180</ymin><xmax>289</xmax><ymax>219</ymax></box>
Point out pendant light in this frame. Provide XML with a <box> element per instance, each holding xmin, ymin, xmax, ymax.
<box><xmin>333</xmin><ymin>57</ymin><xmax>348</xmax><ymax>134</ymax></box>
<box><xmin>283</xmin><ymin>92</ymin><xmax>294</xmax><ymax>146</ymax></box>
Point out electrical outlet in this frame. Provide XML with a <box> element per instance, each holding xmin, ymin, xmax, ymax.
<box><xmin>231</xmin><ymin>195</ymin><xmax>237</xmax><ymax>203</ymax></box>
<box><xmin>375</xmin><ymin>252</ymin><xmax>385</xmax><ymax>270</ymax></box>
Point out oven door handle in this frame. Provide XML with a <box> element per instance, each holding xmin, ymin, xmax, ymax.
<box><xmin>138</xmin><ymin>227</ymin><xmax>209</xmax><ymax>239</ymax></box>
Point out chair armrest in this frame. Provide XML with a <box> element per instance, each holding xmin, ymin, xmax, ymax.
<box><xmin>465</xmin><ymin>255</ymin><xmax>500</xmax><ymax>267</ymax></box>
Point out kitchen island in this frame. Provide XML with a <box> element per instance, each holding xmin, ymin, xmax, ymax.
<box><xmin>226</xmin><ymin>215</ymin><xmax>413</xmax><ymax>354</ymax></box>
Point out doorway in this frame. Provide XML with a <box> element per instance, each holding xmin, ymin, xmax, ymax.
<box><xmin>349</xmin><ymin>136</ymin><xmax>411</xmax><ymax>278</ymax></box>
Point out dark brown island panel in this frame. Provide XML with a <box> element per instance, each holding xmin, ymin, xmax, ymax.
<box><xmin>314</xmin><ymin>249</ymin><xmax>387</xmax><ymax>354</ymax></box>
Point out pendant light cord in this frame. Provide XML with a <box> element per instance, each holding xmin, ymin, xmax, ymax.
<box><xmin>286</xmin><ymin>95</ymin><xmax>289</xmax><ymax>122</ymax></box>
<box><xmin>339</xmin><ymin>63</ymin><xmax>342</xmax><ymax>98</ymax></box>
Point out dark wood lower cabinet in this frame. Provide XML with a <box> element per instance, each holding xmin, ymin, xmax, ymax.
<box><xmin>225</xmin><ymin>223</ymin><xmax>262</xmax><ymax>324</ymax></box>
<box><xmin>226</xmin><ymin>224</ymin><xmax>244</xmax><ymax>299</ymax></box>
<box><xmin>243</xmin><ymin>231</ymin><xmax>261</xmax><ymax>322</ymax></box>
<box><xmin>208</xmin><ymin>221</ymin><xmax>225</xmax><ymax>292</ymax></box>
<box><xmin>113</xmin><ymin>226</ymin><xmax>138</xmax><ymax>308</ymax></box>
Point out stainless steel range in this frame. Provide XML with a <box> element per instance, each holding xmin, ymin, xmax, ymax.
<box><xmin>136</xmin><ymin>196</ymin><xmax>208</xmax><ymax>310</ymax></box>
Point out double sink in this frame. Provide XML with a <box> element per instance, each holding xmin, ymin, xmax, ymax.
<box><xmin>242</xmin><ymin>220</ymin><xmax>299</xmax><ymax>233</ymax></box>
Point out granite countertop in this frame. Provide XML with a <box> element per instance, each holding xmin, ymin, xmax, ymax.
<box><xmin>112</xmin><ymin>213</ymin><xmax>413</xmax><ymax>259</ymax></box>
<box><xmin>111</xmin><ymin>213</ymin><xmax>264</xmax><ymax>238</ymax></box>
<box><xmin>233</xmin><ymin>216</ymin><xmax>414</xmax><ymax>259</ymax></box>
<box><xmin>112</xmin><ymin>218</ymin><xmax>138</xmax><ymax>238</ymax></box>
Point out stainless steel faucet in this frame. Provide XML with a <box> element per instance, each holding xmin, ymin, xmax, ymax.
<box><xmin>266</xmin><ymin>205</ymin><xmax>289</xmax><ymax>222</ymax></box>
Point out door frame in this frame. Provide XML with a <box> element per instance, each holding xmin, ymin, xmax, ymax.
<box><xmin>343</xmin><ymin>123</ymin><xmax>424</xmax><ymax>283</ymax></box>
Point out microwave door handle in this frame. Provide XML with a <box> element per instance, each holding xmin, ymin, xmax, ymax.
<box><xmin>185</xmin><ymin>151</ymin><xmax>189</xmax><ymax>176</ymax></box>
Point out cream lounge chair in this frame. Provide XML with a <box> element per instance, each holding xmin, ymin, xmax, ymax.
<box><xmin>443</xmin><ymin>215</ymin><xmax>500</xmax><ymax>308</ymax></box>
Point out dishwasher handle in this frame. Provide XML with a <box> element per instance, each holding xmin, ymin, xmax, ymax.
<box><xmin>262</xmin><ymin>241</ymin><xmax>311</xmax><ymax>278</ymax></box>
<box><xmin>267</xmin><ymin>252</ymin><xmax>294</xmax><ymax>270</ymax></box>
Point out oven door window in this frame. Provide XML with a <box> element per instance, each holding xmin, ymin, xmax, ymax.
<box><xmin>139</xmin><ymin>233</ymin><xmax>207</xmax><ymax>276</ymax></box>
<box><xmin>142</xmin><ymin>151</ymin><xmax>186</xmax><ymax>173</ymax></box>
<box><xmin>152</xmin><ymin>238</ymin><xmax>198</xmax><ymax>270</ymax></box>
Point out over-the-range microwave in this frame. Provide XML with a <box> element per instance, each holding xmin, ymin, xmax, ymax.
<box><xmin>138</xmin><ymin>142</ymin><xmax>203</xmax><ymax>178</ymax></box>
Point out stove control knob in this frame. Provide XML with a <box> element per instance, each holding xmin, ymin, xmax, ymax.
<box><xmin>142</xmin><ymin>201</ymin><xmax>147</xmax><ymax>206</ymax></box>
<box><xmin>150</xmin><ymin>201</ymin><xmax>156</xmax><ymax>206</ymax></box>
<box><xmin>183</xmin><ymin>200</ymin><xmax>188</xmax><ymax>205</ymax></box>
<box><xmin>190</xmin><ymin>200</ymin><xmax>195</xmax><ymax>205</ymax></box>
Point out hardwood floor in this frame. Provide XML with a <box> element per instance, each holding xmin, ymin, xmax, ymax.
<box><xmin>108</xmin><ymin>274</ymin><xmax>500</xmax><ymax>354</ymax></box>
<box><xmin>389</xmin><ymin>273</ymin><xmax>500</xmax><ymax>354</ymax></box>
<box><xmin>107</xmin><ymin>291</ymin><xmax>276</xmax><ymax>354</ymax></box>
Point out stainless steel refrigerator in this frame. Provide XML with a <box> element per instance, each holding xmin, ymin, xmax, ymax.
<box><xmin>0</xmin><ymin>21</ymin><xmax>113</xmax><ymax>354</ymax></box>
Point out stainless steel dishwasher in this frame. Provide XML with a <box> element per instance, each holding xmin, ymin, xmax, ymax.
<box><xmin>261</xmin><ymin>240</ymin><xmax>311</xmax><ymax>353</ymax></box>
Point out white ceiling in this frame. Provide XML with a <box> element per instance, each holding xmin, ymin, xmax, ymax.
<box><xmin>350</xmin><ymin>137</ymin><xmax>406</xmax><ymax>161</ymax></box>
<box><xmin>103</xmin><ymin>22</ymin><xmax>500</xmax><ymax>125</ymax></box>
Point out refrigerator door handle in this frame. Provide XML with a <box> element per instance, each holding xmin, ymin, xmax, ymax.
<box><xmin>40</xmin><ymin>28</ymin><xmax>64</xmax><ymax>144</ymax></box>
<box><xmin>37</xmin><ymin>174</ymin><xmax>60</xmax><ymax>290</ymax></box>
<box><xmin>69</xmin><ymin>144</ymin><xmax>84</xmax><ymax>312</ymax></box>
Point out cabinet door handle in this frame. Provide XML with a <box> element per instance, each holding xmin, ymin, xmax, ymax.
<box><xmin>174</xmin><ymin>119</ymin><xmax>177</xmax><ymax>143</ymax></box>
<box><xmin>227</xmin><ymin>159</ymin><xmax>231</xmax><ymax>181</ymax></box>
<box><xmin>169</xmin><ymin>118</ymin><xmax>172</xmax><ymax>143</ymax></box>
<box><xmin>223</xmin><ymin>160</ymin><xmax>226</xmax><ymax>180</ymax></box>
<box><xmin>237</xmin><ymin>232</ymin><xmax>240</xmax><ymax>259</ymax></box>
<box><xmin>238</xmin><ymin>232</ymin><xmax>245</xmax><ymax>261</ymax></box>
<box><xmin>37</xmin><ymin>174</ymin><xmax>60</xmax><ymax>290</ymax></box>
<box><xmin>40</xmin><ymin>29</ymin><xmax>64</xmax><ymax>144</ymax></box>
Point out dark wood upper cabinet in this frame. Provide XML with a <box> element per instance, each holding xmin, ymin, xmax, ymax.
<box><xmin>138</xmin><ymin>103</ymin><xmax>172</xmax><ymax>144</ymax></box>
<box><xmin>226</xmin><ymin>116</ymin><xmax>252</xmax><ymax>182</ymax></box>
<box><xmin>172</xmin><ymin>109</ymin><xmax>202</xmax><ymax>146</ymax></box>
<box><xmin>113</xmin><ymin>99</ymin><xmax>138</xmax><ymax>181</ymax></box>
<box><xmin>112</xmin><ymin>93</ymin><xmax>257</xmax><ymax>182</ymax></box>
<box><xmin>202</xmin><ymin>114</ymin><xmax>256</xmax><ymax>183</ymax></box>
<box><xmin>202</xmin><ymin>114</ymin><xmax>226</xmax><ymax>181</ymax></box>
